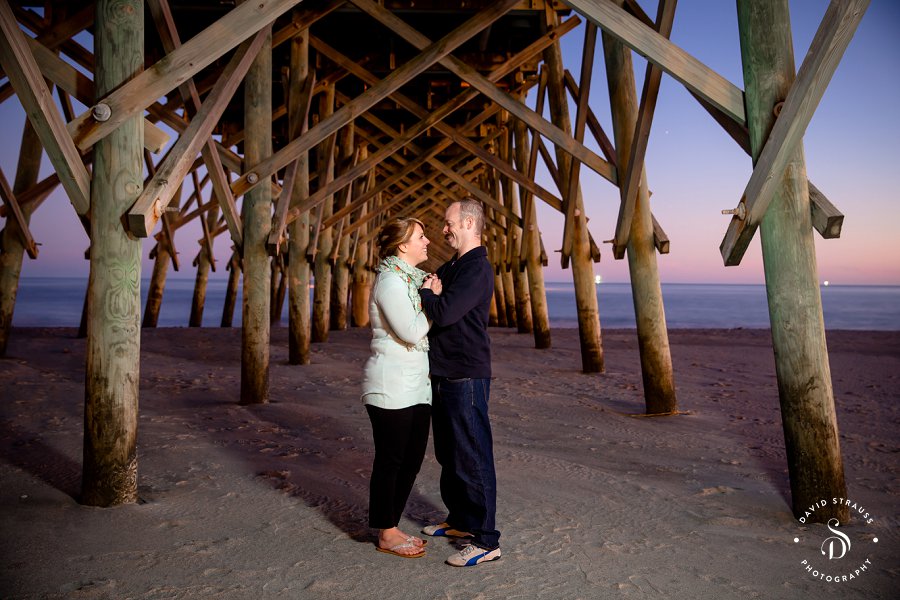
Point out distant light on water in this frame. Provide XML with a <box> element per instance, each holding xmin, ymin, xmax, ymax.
<box><xmin>594</xmin><ymin>275</ymin><xmax>603</xmax><ymax>285</ymax></box>
<box><xmin>823</xmin><ymin>280</ymin><xmax>830</xmax><ymax>287</ymax></box>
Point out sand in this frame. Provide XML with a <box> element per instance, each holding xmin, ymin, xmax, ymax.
<box><xmin>0</xmin><ymin>325</ymin><xmax>897</xmax><ymax>599</ymax></box>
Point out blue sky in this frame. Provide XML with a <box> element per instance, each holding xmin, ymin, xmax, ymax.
<box><xmin>1</xmin><ymin>0</ymin><xmax>898</xmax><ymax>285</ymax></box>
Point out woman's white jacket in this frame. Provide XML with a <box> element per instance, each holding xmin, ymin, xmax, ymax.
<box><xmin>361</xmin><ymin>269</ymin><xmax>431</xmax><ymax>409</ymax></box>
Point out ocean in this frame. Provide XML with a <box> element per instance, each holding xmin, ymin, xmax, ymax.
<box><xmin>9</xmin><ymin>277</ymin><xmax>899</xmax><ymax>330</ymax></box>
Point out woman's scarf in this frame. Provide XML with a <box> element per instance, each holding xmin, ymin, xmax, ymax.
<box><xmin>378</xmin><ymin>255</ymin><xmax>429</xmax><ymax>351</ymax></box>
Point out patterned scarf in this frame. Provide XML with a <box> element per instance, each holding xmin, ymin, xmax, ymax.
<box><xmin>378</xmin><ymin>255</ymin><xmax>429</xmax><ymax>351</ymax></box>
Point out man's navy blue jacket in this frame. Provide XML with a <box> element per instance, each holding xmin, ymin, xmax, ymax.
<box><xmin>419</xmin><ymin>246</ymin><xmax>493</xmax><ymax>379</ymax></box>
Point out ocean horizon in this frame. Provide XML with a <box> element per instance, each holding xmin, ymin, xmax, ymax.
<box><xmin>9</xmin><ymin>277</ymin><xmax>899</xmax><ymax>331</ymax></box>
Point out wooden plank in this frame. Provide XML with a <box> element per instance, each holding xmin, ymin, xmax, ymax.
<box><xmin>652</xmin><ymin>213</ymin><xmax>670</xmax><ymax>254</ymax></box>
<box><xmin>128</xmin><ymin>31</ymin><xmax>267</xmax><ymax>238</ymax></box>
<box><xmin>348</xmin><ymin>0</ymin><xmax>617</xmax><ymax>185</ymax></box>
<box><xmin>232</xmin><ymin>0</ymin><xmax>520</xmax><ymax>197</ymax></box>
<box><xmin>563</xmin><ymin>0</ymin><xmax>746</xmax><ymax>125</ymax></box>
<box><xmin>720</xmin><ymin>0</ymin><xmax>868</xmax><ymax>265</ymax></box>
<box><xmin>0</xmin><ymin>0</ymin><xmax>90</xmax><ymax>215</ymax></box>
<box><xmin>560</xmin><ymin>21</ymin><xmax>598</xmax><ymax>259</ymax></box>
<box><xmin>0</xmin><ymin>167</ymin><xmax>38</xmax><ymax>258</ymax></box>
<box><xmin>66</xmin><ymin>0</ymin><xmax>304</xmax><ymax>152</ymax></box>
<box><xmin>612</xmin><ymin>0</ymin><xmax>676</xmax><ymax>260</ymax></box>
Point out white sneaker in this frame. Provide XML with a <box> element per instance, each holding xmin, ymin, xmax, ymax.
<box><xmin>421</xmin><ymin>522</ymin><xmax>473</xmax><ymax>538</ymax></box>
<box><xmin>446</xmin><ymin>544</ymin><xmax>501</xmax><ymax>567</ymax></box>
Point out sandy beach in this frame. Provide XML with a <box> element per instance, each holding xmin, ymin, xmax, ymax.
<box><xmin>0</xmin><ymin>325</ymin><xmax>897</xmax><ymax>599</ymax></box>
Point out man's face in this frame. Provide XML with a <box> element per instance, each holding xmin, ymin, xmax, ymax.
<box><xmin>442</xmin><ymin>203</ymin><xmax>466</xmax><ymax>251</ymax></box>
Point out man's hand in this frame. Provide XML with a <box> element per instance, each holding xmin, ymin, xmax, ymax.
<box><xmin>422</xmin><ymin>274</ymin><xmax>443</xmax><ymax>295</ymax></box>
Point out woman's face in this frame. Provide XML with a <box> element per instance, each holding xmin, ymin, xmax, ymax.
<box><xmin>400</xmin><ymin>223</ymin><xmax>430</xmax><ymax>266</ymax></box>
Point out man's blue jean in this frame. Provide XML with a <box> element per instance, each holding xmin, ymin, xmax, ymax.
<box><xmin>431</xmin><ymin>376</ymin><xmax>500</xmax><ymax>550</ymax></box>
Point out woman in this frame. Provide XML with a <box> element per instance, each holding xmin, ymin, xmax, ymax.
<box><xmin>362</xmin><ymin>217</ymin><xmax>434</xmax><ymax>558</ymax></box>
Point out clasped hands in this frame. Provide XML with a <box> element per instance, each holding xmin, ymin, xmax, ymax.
<box><xmin>421</xmin><ymin>273</ymin><xmax>442</xmax><ymax>295</ymax></box>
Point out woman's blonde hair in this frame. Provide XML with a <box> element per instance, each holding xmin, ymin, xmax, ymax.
<box><xmin>376</xmin><ymin>217</ymin><xmax>425</xmax><ymax>259</ymax></box>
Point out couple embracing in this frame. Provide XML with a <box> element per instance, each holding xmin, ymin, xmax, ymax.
<box><xmin>361</xmin><ymin>198</ymin><xmax>501</xmax><ymax>567</ymax></box>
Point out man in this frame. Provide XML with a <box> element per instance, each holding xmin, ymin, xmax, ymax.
<box><xmin>419</xmin><ymin>198</ymin><xmax>500</xmax><ymax>567</ymax></box>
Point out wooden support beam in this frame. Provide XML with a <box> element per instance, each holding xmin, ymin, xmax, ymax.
<box><xmin>81</xmin><ymin>0</ymin><xmax>143</xmax><ymax>508</ymax></box>
<box><xmin>0</xmin><ymin>0</ymin><xmax>90</xmax><ymax>214</ymax></box>
<box><xmin>0</xmin><ymin>171</ymin><xmax>59</xmax><ymax>218</ymax></box>
<box><xmin>342</xmin><ymin>100</ymin><xmax>522</xmax><ymax>227</ymax></box>
<box><xmin>808</xmin><ymin>181</ymin><xmax>843</xmax><ymax>239</ymax></box>
<box><xmin>563</xmin><ymin>0</ymin><xmax>746</xmax><ymax>125</ymax></box>
<box><xmin>127</xmin><ymin>30</ymin><xmax>267</xmax><ymax>238</ymax></box>
<box><xmin>145</xmin><ymin>0</ymin><xmax>246</xmax><ymax>249</ymax></box>
<box><xmin>192</xmin><ymin>169</ymin><xmax>216</xmax><ymax>272</ymax></box>
<box><xmin>720</xmin><ymin>0</ymin><xmax>868</xmax><ymax>265</ymax></box>
<box><xmin>23</xmin><ymin>34</ymin><xmax>169</xmax><ymax>153</ymax></box>
<box><xmin>0</xmin><ymin>2</ymin><xmax>94</xmax><ymax>80</ymax></box>
<box><xmin>307</xmin><ymin>31</ymin><xmax>563</xmax><ymax>218</ymax></box>
<box><xmin>66</xmin><ymin>0</ymin><xmax>304</xmax><ymax>152</ymax></box>
<box><xmin>686</xmin><ymin>76</ymin><xmax>843</xmax><ymax>242</ymax></box>
<box><xmin>560</xmin><ymin>21</ymin><xmax>598</xmax><ymax>260</ymax></box>
<box><xmin>143</xmin><ymin>150</ymin><xmax>180</xmax><ymax>272</ymax></box>
<box><xmin>602</xmin><ymin>16</ymin><xmax>676</xmax><ymax>412</ymax></box>
<box><xmin>518</xmin><ymin>71</ymin><xmax>543</xmax><ymax>243</ymax></box>
<box><xmin>0</xmin><ymin>167</ymin><xmax>38</xmax><ymax>258</ymax></box>
<box><xmin>563</xmin><ymin>69</ymin><xmax>617</xmax><ymax>166</ymax></box>
<box><xmin>652</xmin><ymin>213</ymin><xmax>670</xmax><ymax>254</ymax></box>
<box><xmin>233</xmin><ymin>0</ymin><xmax>520</xmax><ymax>198</ymax></box>
<box><xmin>9</xmin><ymin>5</ymin><xmax>94</xmax><ymax>77</ymax></box>
<box><xmin>736</xmin><ymin>0</ymin><xmax>848</xmax><ymax>524</ymax></box>
<box><xmin>285</xmin><ymin>12</ymin><xmax>313</xmax><ymax>364</ymax></box>
<box><xmin>611</xmin><ymin>0</ymin><xmax>676</xmax><ymax>259</ymax></box>
<box><xmin>349</xmin><ymin>0</ymin><xmax>617</xmax><ymax>185</ymax></box>
<box><xmin>240</xmin><ymin>20</ymin><xmax>273</xmax><ymax>404</ymax></box>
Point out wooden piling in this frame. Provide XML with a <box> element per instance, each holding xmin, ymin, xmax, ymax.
<box><xmin>349</xmin><ymin>150</ymin><xmax>372</xmax><ymax>328</ymax></box>
<box><xmin>601</xmin><ymin>31</ymin><xmax>677</xmax><ymax>414</ymax></box>
<box><xmin>737</xmin><ymin>0</ymin><xmax>847</xmax><ymax>522</ymax></box>
<box><xmin>329</xmin><ymin>124</ymin><xmax>354</xmax><ymax>331</ymax></box>
<box><xmin>0</xmin><ymin>120</ymin><xmax>41</xmax><ymax>355</ymax></box>
<box><xmin>82</xmin><ymin>0</ymin><xmax>143</xmax><ymax>506</ymax></box>
<box><xmin>189</xmin><ymin>206</ymin><xmax>218</xmax><ymax>327</ymax></box>
<box><xmin>499</xmin><ymin>116</ymin><xmax>532</xmax><ymax>334</ymax></box>
<box><xmin>221</xmin><ymin>250</ymin><xmax>240</xmax><ymax>328</ymax></box>
<box><xmin>141</xmin><ymin>240</ymin><xmax>169</xmax><ymax>328</ymax></box>
<box><xmin>286</xmin><ymin>19</ymin><xmax>312</xmax><ymax>364</ymax></box>
<box><xmin>240</xmin><ymin>23</ymin><xmax>272</xmax><ymax>405</ymax></box>
<box><xmin>544</xmin><ymin>26</ymin><xmax>603</xmax><ymax>372</ymax></box>
<box><xmin>512</xmin><ymin>114</ymin><xmax>550</xmax><ymax>348</ymax></box>
<box><xmin>312</xmin><ymin>84</ymin><xmax>336</xmax><ymax>343</ymax></box>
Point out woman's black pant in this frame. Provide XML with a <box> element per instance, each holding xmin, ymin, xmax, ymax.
<box><xmin>365</xmin><ymin>403</ymin><xmax>431</xmax><ymax>529</ymax></box>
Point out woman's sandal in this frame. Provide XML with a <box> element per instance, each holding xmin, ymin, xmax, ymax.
<box><xmin>376</xmin><ymin>541</ymin><xmax>426</xmax><ymax>558</ymax></box>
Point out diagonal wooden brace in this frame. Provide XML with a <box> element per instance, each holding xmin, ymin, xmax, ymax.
<box><xmin>720</xmin><ymin>0</ymin><xmax>868</xmax><ymax>266</ymax></box>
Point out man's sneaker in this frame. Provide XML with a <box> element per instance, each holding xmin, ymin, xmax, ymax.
<box><xmin>421</xmin><ymin>522</ymin><xmax>473</xmax><ymax>538</ymax></box>
<box><xmin>446</xmin><ymin>544</ymin><xmax>501</xmax><ymax>567</ymax></box>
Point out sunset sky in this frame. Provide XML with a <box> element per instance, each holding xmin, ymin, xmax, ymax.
<box><xmin>1</xmin><ymin>0</ymin><xmax>897</xmax><ymax>285</ymax></box>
